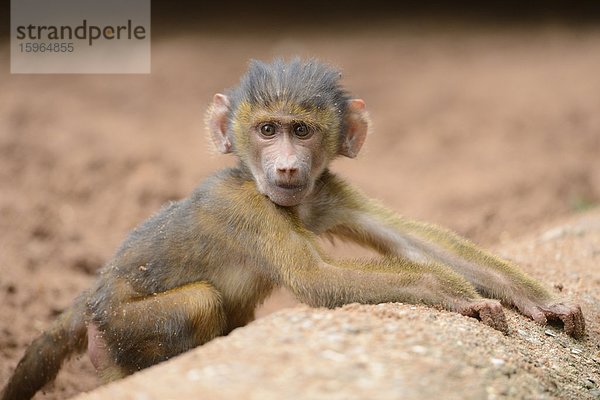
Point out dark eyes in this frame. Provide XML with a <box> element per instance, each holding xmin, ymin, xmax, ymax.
<box><xmin>293</xmin><ymin>123</ymin><xmax>310</xmax><ymax>138</ymax></box>
<box><xmin>259</xmin><ymin>122</ymin><xmax>311</xmax><ymax>138</ymax></box>
<box><xmin>260</xmin><ymin>123</ymin><xmax>277</xmax><ymax>137</ymax></box>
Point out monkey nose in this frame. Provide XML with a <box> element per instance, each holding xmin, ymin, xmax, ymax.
<box><xmin>276</xmin><ymin>165</ymin><xmax>298</xmax><ymax>178</ymax></box>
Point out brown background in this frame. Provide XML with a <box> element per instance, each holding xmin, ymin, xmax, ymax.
<box><xmin>1</xmin><ymin>4</ymin><xmax>599</xmax><ymax>399</ymax></box>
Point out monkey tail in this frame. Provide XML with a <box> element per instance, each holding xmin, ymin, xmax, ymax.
<box><xmin>1</xmin><ymin>294</ymin><xmax>88</xmax><ymax>400</ymax></box>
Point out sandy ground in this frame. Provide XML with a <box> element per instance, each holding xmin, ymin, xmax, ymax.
<box><xmin>1</xmin><ymin>23</ymin><xmax>600</xmax><ymax>399</ymax></box>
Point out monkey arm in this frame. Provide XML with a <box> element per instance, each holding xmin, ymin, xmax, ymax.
<box><xmin>274</xmin><ymin>228</ymin><xmax>511</xmax><ymax>333</ymax></box>
<box><xmin>289</xmin><ymin>254</ymin><xmax>475</xmax><ymax>309</ymax></box>
<box><xmin>321</xmin><ymin>176</ymin><xmax>584</xmax><ymax>337</ymax></box>
<box><xmin>276</xmin><ymin>243</ymin><xmax>509</xmax><ymax>334</ymax></box>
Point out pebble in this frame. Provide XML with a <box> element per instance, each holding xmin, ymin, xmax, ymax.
<box><xmin>321</xmin><ymin>349</ymin><xmax>346</xmax><ymax>362</ymax></box>
<box><xmin>490</xmin><ymin>358</ymin><xmax>505</xmax><ymax>367</ymax></box>
<box><xmin>584</xmin><ymin>379</ymin><xmax>596</xmax><ymax>390</ymax></box>
<box><xmin>186</xmin><ymin>369</ymin><xmax>201</xmax><ymax>381</ymax></box>
<box><xmin>300</xmin><ymin>320</ymin><xmax>314</xmax><ymax>329</ymax></box>
<box><xmin>540</xmin><ymin>227</ymin><xmax>568</xmax><ymax>242</ymax></box>
<box><xmin>410</xmin><ymin>345</ymin><xmax>427</xmax><ymax>355</ymax></box>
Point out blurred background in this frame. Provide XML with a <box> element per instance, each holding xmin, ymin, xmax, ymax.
<box><xmin>1</xmin><ymin>2</ymin><xmax>599</xmax><ymax>398</ymax></box>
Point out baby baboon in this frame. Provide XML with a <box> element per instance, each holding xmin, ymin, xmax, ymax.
<box><xmin>2</xmin><ymin>58</ymin><xmax>585</xmax><ymax>400</ymax></box>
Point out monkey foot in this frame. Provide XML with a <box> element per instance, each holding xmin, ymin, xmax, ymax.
<box><xmin>457</xmin><ymin>299</ymin><xmax>509</xmax><ymax>334</ymax></box>
<box><xmin>524</xmin><ymin>301</ymin><xmax>585</xmax><ymax>338</ymax></box>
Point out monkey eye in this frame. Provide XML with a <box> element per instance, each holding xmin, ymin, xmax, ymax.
<box><xmin>260</xmin><ymin>123</ymin><xmax>277</xmax><ymax>137</ymax></box>
<box><xmin>293</xmin><ymin>123</ymin><xmax>310</xmax><ymax>138</ymax></box>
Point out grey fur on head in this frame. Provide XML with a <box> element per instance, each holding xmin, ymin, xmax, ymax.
<box><xmin>227</xmin><ymin>58</ymin><xmax>350</xmax><ymax>115</ymax></box>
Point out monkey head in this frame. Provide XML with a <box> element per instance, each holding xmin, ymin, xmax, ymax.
<box><xmin>207</xmin><ymin>58</ymin><xmax>369</xmax><ymax>207</ymax></box>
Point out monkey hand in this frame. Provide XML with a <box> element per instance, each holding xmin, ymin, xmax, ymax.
<box><xmin>456</xmin><ymin>299</ymin><xmax>509</xmax><ymax>334</ymax></box>
<box><xmin>518</xmin><ymin>299</ymin><xmax>585</xmax><ymax>338</ymax></box>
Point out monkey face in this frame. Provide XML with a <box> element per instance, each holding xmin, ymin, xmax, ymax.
<box><xmin>237</xmin><ymin>98</ymin><xmax>369</xmax><ymax>207</ymax></box>
<box><xmin>231</xmin><ymin>98</ymin><xmax>342</xmax><ymax>207</ymax></box>
<box><xmin>206</xmin><ymin>59</ymin><xmax>370</xmax><ymax>208</ymax></box>
<box><xmin>246</xmin><ymin>118</ymin><xmax>329</xmax><ymax>207</ymax></box>
<box><xmin>207</xmin><ymin>93</ymin><xmax>369</xmax><ymax>207</ymax></box>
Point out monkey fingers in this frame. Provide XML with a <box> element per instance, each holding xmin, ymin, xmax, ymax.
<box><xmin>539</xmin><ymin>302</ymin><xmax>585</xmax><ymax>338</ymax></box>
<box><xmin>456</xmin><ymin>299</ymin><xmax>509</xmax><ymax>334</ymax></box>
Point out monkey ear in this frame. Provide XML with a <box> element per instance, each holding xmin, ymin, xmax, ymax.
<box><xmin>208</xmin><ymin>93</ymin><xmax>232</xmax><ymax>154</ymax></box>
<box><xmin>340</xmin><ymin>99</ymin><xmax>369</xmax><ymax>158</ymax></box>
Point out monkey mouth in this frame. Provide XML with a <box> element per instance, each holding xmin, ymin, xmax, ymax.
<box><xmin>275</xmin><ymin>183</ymin><xmax>306</xmax><ymax>191</ymax></box>
<box><xmin>266</xmin><ymin>182</ymin><xmax>310</xmax><ymax>207</ymax></box>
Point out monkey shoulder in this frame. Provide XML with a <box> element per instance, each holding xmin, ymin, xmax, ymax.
<box><xmin>117</xmin><ymin>168</ymin><xmax>253</xmax><ymax>248</ymax></box>
<box><xmin>100</xmin><ymin>168</ymin><xmax>289</xmax><ymax>290</ymax></box>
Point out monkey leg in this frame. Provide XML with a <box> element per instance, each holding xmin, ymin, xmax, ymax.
<box><xmin>89</xmin><ymin>281</ymin><xmax>226</xmax><ymax>381</ymax></box>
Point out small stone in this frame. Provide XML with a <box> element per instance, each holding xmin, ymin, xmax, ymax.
<box><xmin>553</xmin><ymin>283</ymin><xmax>564</xmax><ymax>292</ymax></box>
<box><xmin>540</xmin><ymin>227</ymin><xmax>567</xmax><ymax>242</ymax></box>
<box><xmin>583</xmin><ymin>380</ymin><xmax>594</xmax><ymax>389</ymax></box>
<box><xmin>321</xmin><ymin>349</ymin><xmax>346</xmax><ymax>362</ymax></box>
<box><xmin>490</xmin><ymin>358</ymin><xmax>505</xmax><ymax>367</ymax></box>
<box><xmin>186</xmin><ymin>369</ymin><xmax>201</xmax><ymax>381</ymax></box>
<box><xmin>544</xmin><ymin>330</ymin><xmax>557</xmax><ymax>337</ymax></box>
<box><xmin>301</xmin><ymin>320</ymin><xmax>313</xmax><ymax>329</ymax></box>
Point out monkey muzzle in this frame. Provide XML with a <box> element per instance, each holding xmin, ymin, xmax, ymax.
<box><xmin>265</xmin><ymin>180</ymin><xmax>311</xmax><ymax>207</ymax></box>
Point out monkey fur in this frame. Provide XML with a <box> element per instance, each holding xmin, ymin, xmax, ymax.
<box><xmin>2</xmin><ymin>58</ymin><xmax>585</xmax><ymax>400</ymax></box>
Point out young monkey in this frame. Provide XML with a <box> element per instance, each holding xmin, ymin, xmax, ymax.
<box><xmin>2</xmin><ymin>58</ymin><xmax>585</xmax><ymax>400</ymax></box>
